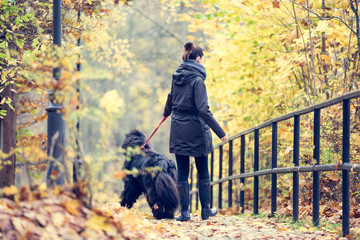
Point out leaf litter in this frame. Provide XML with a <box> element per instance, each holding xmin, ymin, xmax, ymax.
<box><xmin>106</xmin><ymin>204</ymin><xmax>352</xmax><ymax>240</ymax></box>
<box><xmin>0</xmin><ymin>183</ymin><xmax>156</xmax><ymax>240</ymax></box>
<box><xmin>0</xmin><ymin>184</ymin><xmax>357</xmax><ymax>239</ymax></box>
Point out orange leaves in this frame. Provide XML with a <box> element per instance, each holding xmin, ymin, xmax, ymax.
<box><xmin>0</xmin><ymin>184</ymin><xmax>132</xmax><ymax>239</ymax></box>
<box><xmin>272</xmin><ymin>0</ymin><xmax>280</xmax><ymax>8</ymax></box>
<box><xmin>69</xmin><ymin>95</ymin><xmax>79</xmax><ymax>109</ymax></box>
<box><xmin>114</xmin><ymin>170</ymin><xmax>127</xmax><ymax>179</ymax></box>
<box><xmin>321</xmin><ymin>54</ymin><xmax>331</xmax><ymax>65</ymax></box>
<box><xmin>62</xmin><ymin>199</ymin><xmax>82</xmax><ymax>216</ymax></box>
<box><xmin>218</xmin><ymin>206</ymin><xmax>243</xmax><ymax>216</ymax></box>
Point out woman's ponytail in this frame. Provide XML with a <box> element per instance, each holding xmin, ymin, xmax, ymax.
<box><xmin>182</xmin><ymin>42</ymin><xmax>203</xmax><ymax>61</ymax></box>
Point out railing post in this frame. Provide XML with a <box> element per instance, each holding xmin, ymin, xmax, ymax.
<box><xmin>293</xmin><ymin>115</ymin><xmax>300</xmax><ymax>223</ymax></box>
<box><xmin>210</xmin><ymin>151</ymin><xmax>214</xmax><ymax>208</ymax></box>
<box><xmin>228</xmin><ymin>140</ymin><xmax>233</xmax><ymax>208</ymax></box>
<box><xmin>196</xmin><ymin>172</ymin><xmax>199</xmax><ymax>210</ymax></box>
<box><xmin>190</xmin><ymin>164</ymin><xmax>193</xmax><ymax>212</ymax></box>
<box><xmin>313</xmin><ymin>109</ymin><xmax>321</xmax><ymax>226</ymax></box>
<box><xmin>219</xmin><ymin>145</ymin><xmax>223</xmax><ymax>209</ymax></box>
<box><xmin>271</xmin><ymin>122</ymin><xmax>278</xmax><ymax>217</ymax></box>
<box><xmin>254</xmin><ymin>130</ymin><xmax>259</xmax><ymax>215</ymax></box>
<box><xmin>73</xmin><ymin>9</ymin><xmax>82</xmax><ymax>184</ymax></box>
<box><xmin>342</xmin><ymin>99</ymin><xmax>350</xmax><ymax>237</ymax></box>
<box><xmin>240</xmin><ymin>135</ymin><xmax>245</xmax><ymax>213</ymax></box>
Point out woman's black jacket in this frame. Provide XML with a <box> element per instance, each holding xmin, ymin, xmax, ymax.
<box><xmin>163</xmin><ymin>59</ymin><xmax>226</xmax><ymax>157</ymax></box>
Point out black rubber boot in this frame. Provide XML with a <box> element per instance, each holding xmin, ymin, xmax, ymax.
<box><xmin>176</xmin><ymin>181</ymin><xmax>190</xmax><ymax>221</ymax></box>
<box><xmin>199</xmin><ymin>179</ymin><xmax>217</xmax><ymax>220</ymax></box>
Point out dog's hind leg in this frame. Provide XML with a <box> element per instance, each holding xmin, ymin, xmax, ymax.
<box><xmin>120</xmin><ymin>177</ymin><xmax>142</xmax><ymax>209</ymax></box>
<box><xmin>143</xmin><ymin>175</ymin><xmax>164</xmax><ymax>219</ymax></box>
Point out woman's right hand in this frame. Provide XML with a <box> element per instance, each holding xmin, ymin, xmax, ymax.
<box><xmin>221</xmin><ymin>136</ymin><xmax>228</xmax><ymax>142</ymax></box>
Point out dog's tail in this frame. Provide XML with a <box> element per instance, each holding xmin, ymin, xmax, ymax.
<box><xmin>155</xmin><ymin>172</ymin><xmax>180</xmax><ymax>210</ymax></box>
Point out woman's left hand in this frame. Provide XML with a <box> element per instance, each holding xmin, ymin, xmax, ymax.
<box><xmin>221</xmin><ymin>136</ymin><xmax>228</xmax><ymax>142</ymax></box>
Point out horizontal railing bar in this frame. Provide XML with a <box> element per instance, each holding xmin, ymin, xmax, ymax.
<box><xmin>214</xmin><ymin>90</ymin><xmax>360</xmax><ymax>148</ymax></box>
<box><xmin>206</xmin><ymin>163</ymin><xmax>360</xmax><ymax>187</ymax></box>
<box><xmin>189</xmin><ymin>163</ymin><xmax>360</xmax><ymax>195</ymax></box>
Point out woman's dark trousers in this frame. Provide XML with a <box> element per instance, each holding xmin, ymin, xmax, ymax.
<box><xmin>176</xmin><ymin>154</ymin><xmax>217</xmax><ymax>220</ymax></box>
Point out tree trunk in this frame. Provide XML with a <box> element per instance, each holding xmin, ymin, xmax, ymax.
<box><xmin>0</xmin><ymin>84</ymin><xmax>17</xmax><ymax>187</ymax></box>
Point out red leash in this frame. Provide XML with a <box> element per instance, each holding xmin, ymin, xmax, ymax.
<box><xmin>141</xmin><ymin>116</ymin><xmax>168</xmax><ymax>149</ymax></box>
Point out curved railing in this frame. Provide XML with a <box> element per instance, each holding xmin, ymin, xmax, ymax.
<box><xmin>190</xmin><ymin>90</ymin><xmax>360</xmax><ymax>237</ymax></box>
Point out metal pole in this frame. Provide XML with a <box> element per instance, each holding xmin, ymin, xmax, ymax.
<box><xmin>218</xmin><ymin>145</ymin><xmax>223</xmax><ymax>209</ymax></box>
<box><xmin>271</xmin><ymin>122</ymin><xmax>278</xmax><ymax>217</ymax></box>
<box><xmin>210</xmin><ymin>151</ymin><xmax>214</xmax><ymax>208</ymax></box>
<box><xmin>342</xmin><ymin>99</ymin><xmax>350</xmax><ymax>237</ymax></box>
<box><xmin>293</xmin><ymin>115</ymin><xmax>300</xmax><ymax>223</ymax></box>
<box><xmin>228</xmin><ymin>140</ymin><xmax>233</xmax><ymax>207</ymax></box>
<box><xmin>254</xmin><ymin>130</ymin><xmax>259</xmax><ymax>214</ymax></box>
<box><xmin>240</xmin><ymin>135</ymin><xmax>245</xmax><ymax>213</ymax></box>
<box><xmin>195</xmin><ymin>172</ymin><xmax>199</xmax><ymax>210</ymax></box>
<box><xmin>196</xmin><ymin>172</ymin><xmax>199</xmax><ymax>210</ymax></box>
<box><xmin>190</xmin><ymin>164</ymin><xmax>193</xmax><ymax>212</ymax></box>
<box><xmin>46</xmin><ymin>0</ymin><xmax>65</xmax><ymax>187</ymax></box>
<box><xmin>313</xmin><ymin>109</ymin><xmax>321</xmax><ymax>226</ymax></box>
<box><xmin>73</xmin><ymin>10</ymin><xmax>82</xmax><ymax>184</ymax></box>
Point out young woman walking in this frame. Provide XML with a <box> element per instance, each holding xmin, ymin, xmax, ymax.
<box><xmin>163</xmin><ymin>42</ymin><xmax>227</xmax><ymax>221</ymax></box>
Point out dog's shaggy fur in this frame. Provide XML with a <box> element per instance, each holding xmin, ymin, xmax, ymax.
<box><xmin>120</xmin><ymin>129</ymin><xmax>179</xmax><ymax>219</ymax></box>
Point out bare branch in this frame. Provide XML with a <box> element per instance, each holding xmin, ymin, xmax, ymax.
<box><xmin>271</xmin><ymin>15</ymin><xmax>293</xmax><ymax>31</ymax></box>
<box><xmin>287</xmin><ymin>0</ymin><xmax>356</xmax><ymax>35</ymax></box>
<box><xmin>133</xmin><ymin>6</ymin><xmax>183</xmax><ymax>44</ymax></box>
<box><xmin>306</xmin><ymin>0</ymin><xmax>316</xmax><ymax>95</ymax></box>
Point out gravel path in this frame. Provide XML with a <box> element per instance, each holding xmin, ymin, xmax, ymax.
<box><xmin>105</xmin><ymin>203</ymin><xmax>348</xmax><ymax>240</ymax></box>
<box><xmin>148</xmin><ymin>213</ymin><xmax>342</xmax><ymax>240</ymax></box>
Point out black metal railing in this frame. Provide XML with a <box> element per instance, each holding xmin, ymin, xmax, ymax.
<box><xmin>190</xmin><ymin>90</ymin><xmax>360</xmax><ymax>237</ymax></box>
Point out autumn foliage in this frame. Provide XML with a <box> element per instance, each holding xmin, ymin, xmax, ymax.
<box><xmin>167</xmin><ymin>0</ymin><xmax>360</xmax><ymax>232</ymax></box>
<box><xmin>1</xmin><ymin>0</ymin><xmax>360</xmax><ymax>237</ymax></box>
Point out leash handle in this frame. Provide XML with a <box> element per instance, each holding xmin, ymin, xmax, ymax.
<box><xmin>141</xmin><ymin>116</ymin><xmax>168</xmax><ymax>149</ymax></box>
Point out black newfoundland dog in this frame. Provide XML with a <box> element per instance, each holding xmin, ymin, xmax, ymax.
<box><xmin>120</xmin><ymin>129</ymin><xmax>179</xmax><ymax>219</ymax></box>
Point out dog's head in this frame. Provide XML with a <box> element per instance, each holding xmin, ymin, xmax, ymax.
<box><xmin>122</xmin><ymin>129</ymin><xmax>150</xmax><ymax>150</ymax></box>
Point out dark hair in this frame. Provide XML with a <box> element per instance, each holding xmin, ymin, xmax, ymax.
<box><xmin>182</xmin><ymin>42</ymin><xmax>204</xmax><ymax>61</ymax></box>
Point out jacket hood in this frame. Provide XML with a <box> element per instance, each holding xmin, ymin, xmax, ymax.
<box><xmin>173</xmin><ymin>60</ymin><xmax>206</xmax><ymax>86</ymax></box>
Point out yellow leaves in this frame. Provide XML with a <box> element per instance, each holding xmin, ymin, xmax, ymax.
<box><xmin>99</xmin><ymin>89</ymin><xmax>124</xmax><ymax>114</ymax></box>
<box><xmin>187</xmin><ymin>35</ymin><xmax>195</xmax><ymax>41</ymax></box>
<box><xmin>155</xmin><ymin>222</ymin><xmax>163</xmax><ymax>232</ymax></box>
<box><xmin>284</xmin><ymin>29</ymin><xmax>298</xmax><ymax>43</ymax></box>
<box><xmin>298</xmin><ymin>226</ymin><xmax>317</xmax><ymax>232</ymax></box>
<box><xmin>65</xmin><ymin>145</ymin><xmax>77</xmax><ymax>159</ymax></box>
<box><xmin>321</xmin><ymin>54</ymin><xmax>331</xmax><ymax>64</ymax></box>
<box><xmin>85</xmin><ymin>213</ymin><xmax>117</xmax><ymax>235</ymax></box>
<box><xmin>17</xmin><ymin>146</ymin><xmax>47</xmax><ymax>163</ymax></box>
<box><xmin>315</xmin><ymin>21</ymin><xmax>329</xmax><ymax>32</ymax></box>
<box><xmin>2</xmin><ymin>185</ymin><xmax>18</xmax><ymax>196</ymax></box>
<box><xmin>299</xmin><ymin>226</ymin><xmax>308</xmax><ymax>232</ymax></box>
<box><xmin>62</xmin><ymin>199</ymin><xmax>81</xmax><ymax>216</ymax></box>
<box><xmin>83</xmin><ymin>154</ymin><xmax>92</xmax><ymax>164</ymax></box>
<box><xmin>53</xmin><ymin>186</ymin><xmax>61</xmax><ymax>196</ymax></box>
<box><xmin>38</xmin><ymin>182</ymin><xmax>47</xmax><ymax>192</ymax></box>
